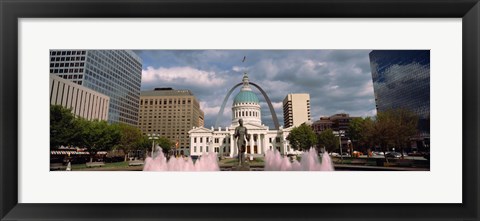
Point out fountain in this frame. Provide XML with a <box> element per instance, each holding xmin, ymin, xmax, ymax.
<box><xmin>143</xmin><ymin>147</ymin><xmax>220</xmax><ymax>171</ymax></box>
<box><xmin>264</xmin><ymin>148</ymin><xmax>334</xmax><ymax>171</ymax></box>
<box><xmin>143</xmin><ymin>146</ymin><xmax>333</xmax><ymax>171</ymax></box>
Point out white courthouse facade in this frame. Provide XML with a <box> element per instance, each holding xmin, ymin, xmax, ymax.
<box><xmin>188</xmin><ymin>73</ymin><xmax>293</xmax><ymax>158</ymax></box>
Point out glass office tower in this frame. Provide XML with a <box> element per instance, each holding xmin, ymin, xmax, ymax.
<box><xmin>49</xmin><ymin>50</ymin><xmax>142</xmax><ymax>126</ymax></box>
<box><xmin>369</xmin><ymin>50</ymin><xmax>430</xmax><ymax>146</ymax></box>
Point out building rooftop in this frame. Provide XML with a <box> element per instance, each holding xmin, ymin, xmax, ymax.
<box><xmin>140</xmin><ymin>89</ymin><xmax>194</xmax><ymax>97</ymax></box>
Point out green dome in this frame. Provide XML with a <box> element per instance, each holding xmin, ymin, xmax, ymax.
<box><xmin>233</xmin><ymin>91</ymin><xmax>259</xmax><ymax>104</ymax></box>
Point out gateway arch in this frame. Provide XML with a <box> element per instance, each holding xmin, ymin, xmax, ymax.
<box><xmin>214</xmin><ymin>82</ymin><xmax>280</xmax><ymax>130</ymax></box>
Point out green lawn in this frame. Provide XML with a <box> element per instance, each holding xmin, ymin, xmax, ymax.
<box><xmin>219</xmin><ymin>157</ymin><xmax>264</xmax><ymax>167</ymax></box>
<box><xmin>71</xmin><ymin>161</ymin><xmax>131</xmax><ymax>170</ymax></box>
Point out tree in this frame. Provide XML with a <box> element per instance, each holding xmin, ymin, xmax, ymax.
<box><xmin>113</xmin><ymin>123</ymin><xmax>143</xmax><ymax>161</ymax></box>
<box><xmin>360</xmin><ymin>117</ymin><xmax>375</xmax><ymax>155</ymax></box>
<box><xmin>134</xmin><ymin>136</ymin><xmax>154</xmax><ymax>158</ymax></box>
<box><xmin>156</xmin><ymin>136</ymin><xmax>174</xmax><ymax>154</ymax></box>
<box><xmin>317</xmin><ymin>129</ymin><xmax>340</xmax><ymax>153</ymax></box>
<box><xmin>50</xmin><ymin>105</ymin><xmax>77</xmax><ymax>149</ymax></box>
<box><xmin>389</xmin><ymin>109</ymin><xmax>418</xmax><ymax>158</ymax></box>
<box><xmin>367</xmin><ymin>109</ymin><xmax>418</xmax><ymax>161</ymax></box>
<box><xmin>77</xmin><ymin>120</ymin><xmax>121</xmax><ymax>162</ymax></box>
<box><xmin>286</xmin><ymin>123</ymin><xmax>317</xmax><ymax>151</ymax></box>
<box><xmin>135</xmin><ymin>136</ymin><xmax>173</xmax><ymax>157</ymax></box>
<box><xmin>369</xmin><ymin>111</ymin><xmax>394</xmax><ymax>161</ymax></box>
<box><xmin>348</xmin><ymin>117</ymin><xmax>374</xmax><ymax>154</ymax></box>
<box><xmin>137</xmin><ymin>136</ymin><xmax>152</xmax><ymax>150</ymax></box>
<box><xmin>348</xmin><ymin>118</ymin><xmax>363</xmax><ymax>153</ymax></box>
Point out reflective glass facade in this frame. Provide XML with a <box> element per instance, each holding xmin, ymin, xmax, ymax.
<box><xmin>369</xmin><ymin>50</ymin><xmax>430</xmax><ymax>136</ymax></box>
<box><xmin>50</xmin><ymin>50</ymin><xmax>142</xmax><ymax>126</ymax></box>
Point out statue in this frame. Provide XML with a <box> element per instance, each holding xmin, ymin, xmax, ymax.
<box><xmin>234</xmin><ymin>118</ymin><xmax>250</xmax><ymax>166</ymax></box>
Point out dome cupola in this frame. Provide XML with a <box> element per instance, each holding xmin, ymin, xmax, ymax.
<box><xmin>231</xmin><ymin>73</ymin><xmax>262</xmax><ymax>126</ymax></box>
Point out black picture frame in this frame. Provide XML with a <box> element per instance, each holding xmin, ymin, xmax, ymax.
<box><xmin>1</xmin><ymin>0</ymin><xmax>479</xmax><ymax>220</ymax></box>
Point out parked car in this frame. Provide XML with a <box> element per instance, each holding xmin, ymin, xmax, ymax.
<box><xmin>385</xmin><ymin>152</ymin><xmax>402</xmax><ymax>158</ymax></box>
<box><xmin>329</xmin><ymin>152</ymin><xmax>340</xmax><ymax>157</ymax></box>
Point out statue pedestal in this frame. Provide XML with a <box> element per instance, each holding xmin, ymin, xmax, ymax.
<box><xmin>232</xmin><ymin>164</ymin><xmax>250</xmax><ymax>171</ymax></box>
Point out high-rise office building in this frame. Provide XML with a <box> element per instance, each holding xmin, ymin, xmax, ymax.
<box><xmin>138</xmin><ymin>88</ymin><xmax>204</xmax><ymax>152</ymax></box>
<box><xmin>283</xmin><ymin>93</ymin><xmax>311</xmax><ymax>128</ymax></box>
<box><xmin>49</xmin><ymin>50</ymin><xmax>142</xmax><ymax>126</ymax></box>
<box><xmin>50</xmin><ymin>74</ymin><xmax>110</xmax><ymax>121</ymax></box>
<box><xmin>369</xmin><ymin>50</ymin><xmax>430</xmax><ymax>147</ymax></box>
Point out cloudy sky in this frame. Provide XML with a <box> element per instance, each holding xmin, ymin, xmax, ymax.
<box><xmin>134</xmin><ymin>50</ymin><xmax>377</xmax><ymax>128</ymax></box>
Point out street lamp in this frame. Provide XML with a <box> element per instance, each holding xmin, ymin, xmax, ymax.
<box><xmin>148</xmin><ymin>133</ymin><xmax>159</xmax><ymax>158</ymax></box>
<box><xmin>347</xmin><ymin>139</ymin><xmax>352</xmax><ymax>156</ymax></box>
<box><xmin>333</xmin><ymin>130</ymin><xmax>345</xmax><ymax>163</ymax></box>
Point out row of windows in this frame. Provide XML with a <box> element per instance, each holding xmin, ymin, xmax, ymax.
<box><xmin>141</xmin><ymin>98</ymin><xmax>192</xmax><ymax>105</ymax></box>
<box><xmin>192</xmin><ymin>136</ymin><xmax>281</xmax><ymax>143</ymax></box>
<box><xmin>141</xmin><ymin>106</ymin><xmax>194</xmax><ymax>111</ymax></box>
<box><xmin>55</xmin><ymin>74</ymin><xmax>83</xmax><ymax>80</ymax></box>
<box><xmin>50</xmin><ymin>50</ymin><xmax>86</xmax><ymax>56</ymax></box>
<box><xmin>50</xmin><ymin>56</ymin><xmax>85</xmax><ymax>62</ymax></box>
<box><xmin>140</xmin><ymin>115</ymin><xmax>191</xmax><ymax>119</ymax></box>
<box><xmin>140</xmin><ymin>125</ymin><xmax>191</xmax><ymax>130</ymax></box>
<box><xmin>139</xmin><ymin>115</ymin><xmax>190</xmax><ymax>122</ymax></box>
<box><xmin>192</xmin><ymin>146</ymin><xmax>284</xmax><ymax>153</ymax></box>
<box><xmin>50</xmin><ymin>62</ymin><xmax>85</xmax><ymax>68</ymax></box>
<box><xmin>50</xmin><ymin>68</ymin><xmax>84</xmax><ymax>74</ymax></box>
<box><xmin>140</xmin><ymin>111</ymin><xmax>191</xmax><ymax>115</ymax></box>
<box><xmin>192</xmin><ymin>146</ymin><xmax>226</xmax><ymax>153</ymax></box>
<box><xmin>140</xmin><ymin>109</ymin><xmax>192</xmax><ymax>113</ymax></box>
<box><xmin>234</xmin><ymin>110</ymin><xmax>259</xmax><ymax>118</ymax></box>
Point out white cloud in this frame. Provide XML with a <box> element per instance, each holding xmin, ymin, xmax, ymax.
<box><xmin>357</xmin><ymin>80</ymin><xmax>375</xmax><ymax>97</ymax></box>
<box><xmin>199</xmin><ymin>101</ymin><xmax>221</xmax><ymax>116</ymax></box>
<box><xmin>271</xmin><ymin>102</ymin><xmax>283</xmax><ymax>109</ymax></box>
<box><xmin>232</xmin><ymin>66</ymin><xmax>248</xmax><ymax>72</ymax></box>
<box><xmin>137</xmin><ymin>50</ymin><xmax>385</xmax><ymax>127</ymax></box>
<box><xmin>330</xmin><ymin>85</ymin><xmax>339</xmax><ymax>90</ymax></box>
<box><xmin>142</xmin><ymin>66</ymin><xmax>225</xmax><ymax>87</ymax></box>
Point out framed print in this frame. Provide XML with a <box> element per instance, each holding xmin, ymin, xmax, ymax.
<box><xmin>1</xmin><ymin>0</ymin><xmax>479</xmax><ymax>220</ymax></box>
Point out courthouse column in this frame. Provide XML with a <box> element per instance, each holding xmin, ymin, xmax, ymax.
<box><xmin>249</xmin><ymin>133</ymin><xmax>254</xmax><ymax>155</ymax></box>
<box><xmin>230</xmin><ymin>134</ymin><xmax>234</xmax><ymax>157</ymax></box>
<box><xmin>256</xmin><ymin>134</ymin><xmax>261</xmax><ymax>154</ymax></box>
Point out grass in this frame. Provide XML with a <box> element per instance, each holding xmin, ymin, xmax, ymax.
<box><xmin>71</xmin><ymin>161</ymin><xmax>131</xmax><ymax>171</ymax></box>
<box><xmin>219</xmin><ymin>157</ymin><xmax>264</xmax><ymax>167</ymax></box>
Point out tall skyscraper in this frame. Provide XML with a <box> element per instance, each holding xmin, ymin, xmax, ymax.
<box><xmin>49</xmin><ymin>50</ymin><xmax>142</xmax><ymax>126</ymax></box>
<box><xmin>283</xmin><ymin>93</ymin><xmax>311</xmax><ymax>128</ymax></box>
<box><xmin>369</xmin><ymin>50</ymin><xmax>430</xmax><ymax>145</ymax></box>
<box><xmin>139</xmin><ymin>88</ymin><xmax>204</xmax><ymax>152</ymax></box>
